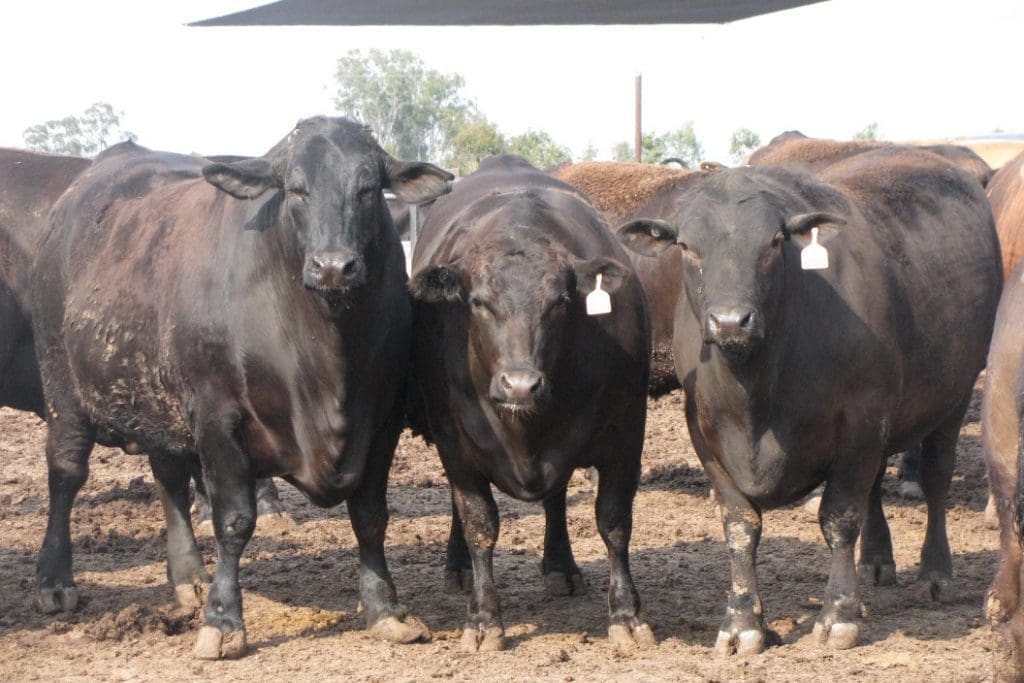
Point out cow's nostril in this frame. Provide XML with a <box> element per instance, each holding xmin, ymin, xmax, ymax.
<box><xmin>740</xmin><ymin>312</ymin><xmax>752</xmax><ymax>328</ymax></box>
<box><xmin>341</xmin><ymin>259</ymin><xmax>358</xmax><ymax>277</ymax></box>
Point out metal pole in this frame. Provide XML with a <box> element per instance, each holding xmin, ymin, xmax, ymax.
<box><xmin>409</xmin><ymin>203</ymin><xmax>419</xmax><ymax>257</ymax></box>
<box><xmin>635</xmin><ymin>74</ymin><xmax>642</xmax><ymax>163</ymax></box>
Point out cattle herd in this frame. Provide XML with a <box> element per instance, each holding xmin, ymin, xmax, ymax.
<box><xmin>2</xmin><ymin>118</ymin><xmax>1024</xmax><ymax>677</ymax></box>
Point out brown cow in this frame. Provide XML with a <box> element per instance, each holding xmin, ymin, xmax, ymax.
<box><xmin>553</xmin><ymin>161</ymin><xmax>722</xmax><ymax>395</ymax></box>
<box><xmin>988</xmin><ymin>151</ymin><xmax>1024</xmax><ymax>281</ymax></box>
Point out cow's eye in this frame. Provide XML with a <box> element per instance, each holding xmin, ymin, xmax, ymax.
<box><xmin>470</xmin><ymin>297</ymin><xmax>491</xmax><ymax>316</ymax></box>
<box><xmin>287</xmin><ymin>187</ymin><xmax>308</xmax><ymax>200</ymax></box>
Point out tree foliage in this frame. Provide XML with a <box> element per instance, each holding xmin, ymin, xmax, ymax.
<box><xmin>506</xmin><ymin>130</ymin><xmax>572</xmax><ymax>171</ymax></box>
<box><xmin>23</xmin><ymin>102</ymin><xmax>135</xmax><ymax>157</ymax></box>
<box><xmin>613</xmin><ymin>122</ymin><xmax>704</xmax><ymax>166</ymax></box>
<box><xmin>334</xmin><ymin>49</ymin><xmax>475</xmax><ymax>161</ymax></box>
<box><xmin>853</xmin><ymin>122</ymin><xmax>880</xmax><ymax>141</ymax></box>
<box><xmin>445</xmin><ymin>116</ymin><xmax>506</xmax><ymax>176</ymax></box>
<box><xmin>729</xmin><ymin>128</ymin><xmax>762</xmax><ymax>164</ymax></box>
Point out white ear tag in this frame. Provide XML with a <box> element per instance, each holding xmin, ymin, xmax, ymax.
<box><xmin>800</xmin><ymin>227</ymin><xmax>829</xmax><ymax>271</ymax></box>
<box><xmin>586</xmin><ymin>273</ymin><xmax>612</xmax><ymax>316</ymax></box>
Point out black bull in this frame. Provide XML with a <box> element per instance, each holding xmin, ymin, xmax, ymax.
<box><xmin>0</xmin><ymin>148</ymin><xmax>290</xmax><ymax>533</ymax></box>
<box><xmin>407</xmin><ymin>154</ymin><xmax>654</xmax><ymax>653</ymax></box>
<box><xmin>618</xmin><ymin>147</ymin><xmax>1001</xmax><ymax>653</ymax></box>
<box><xmin>30</xmin><ymin>117</ymin><xmax>452</xmax><ymax>659</ymax></box>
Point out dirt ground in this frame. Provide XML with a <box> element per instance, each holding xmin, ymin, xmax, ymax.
<box><xmin>0</xmin><ymin>386</ymin><xmax>1004</xmax><ymax>682</ymax></box>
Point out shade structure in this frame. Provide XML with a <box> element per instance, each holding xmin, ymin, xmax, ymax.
<box><xmin>190</xmin><ymin>0</ymin><xmax>829</xmax><ymax>27</ymax></box>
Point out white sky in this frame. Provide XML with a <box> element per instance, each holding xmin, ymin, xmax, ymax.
<box><xmin>1</xmin><ymin>0</ymin><xmax>1021</xmax><ymax>163</ymax></box>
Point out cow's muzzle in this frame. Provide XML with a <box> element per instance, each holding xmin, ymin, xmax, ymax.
<box><xmin>489</xmin><ymin>366</ymin><xmax>549</xmax><ymax>415</ymax></box>
<box><xmin>704</xmin><ymin>305</ymin><xmax>763</xmax><ymax>352</ymax></box>
<box><xmin>303</xmin><ymin>250</ymin><xmax>366</xmax><ymax>294</ymax></box>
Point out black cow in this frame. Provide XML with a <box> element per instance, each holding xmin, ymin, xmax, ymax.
<box><xmin>31</xmin><ymin>117</ymin><xmax>452</xmax><ymax>659</ymax></box>
<box><xmin>618</xmin><ymin>147</ymin><xmax>1001</xmax><ymax>653</ymax></box>
<box><xmin>408</xmin><ymin>154</ymin><xmax>654</xmax><ymax>652</ymax></box>
<box><xmin>0</xmin><ymin>148</ymin><xmax>292</xmax><ymax>534</ymax></box>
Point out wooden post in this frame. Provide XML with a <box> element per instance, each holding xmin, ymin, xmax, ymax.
<box><xmin>635</xmin><ymin>74</ymin><xmax>642</xmax><ymax>163</ymax></box>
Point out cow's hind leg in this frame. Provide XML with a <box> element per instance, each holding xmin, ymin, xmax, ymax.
<box><xmin>858</xmin><ymin>458</ymin><xmax>897</xmax><ymax>586</ymax></box>
<box><xmin>192</xmin><ymin>408</ymin><xmax>256</xmax><ymax>660</ymax></box>
<box><xmin>595</xmin><ymin>450</ymin><xmax>654</xmax><ymax>653</ymax></box>
<box><xmin>444</xmin><ymin>492</ymin><xmax>473</xmax><ymax>593</ymax></box>
<box><xmin>148</xmin><ymin>452</ymin><xmax>209</xmax><ymax>609</ymax></box>
<box><xmin>36</xmin><ymin>411</ymin><xmax>94</xmax><ymax>613</ymax></box>
<box><xmin>917</xmin><ymin>398</ymin><xmax>969</xmax><ymax>602</ymax></box>
<box><xmin>541</xmin><ymin>485</ymin><xmax>586</xmax><ymax>596</ymax></box>
<box><xmin>347</xmin><ymin>415</ymin><xmax>430</xmax><ymax>645</ymax></box>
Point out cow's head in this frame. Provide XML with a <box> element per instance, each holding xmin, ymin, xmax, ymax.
<box><xmin>201</xmin><ymin>117</ymin><xmax>452</xmax><ymax>303</ymax></box>
<box><xmin>410</xmin><ymin>212</ymin><xmax>629</xmax><ymax>416</ymax></box>
<box><xmin>616</xmin><ymin>167</ymin><xmax>846</xmax><ymax>358</ymax></box>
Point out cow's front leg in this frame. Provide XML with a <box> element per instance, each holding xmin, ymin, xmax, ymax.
<box><xmin>444</xmin><ymin>491</ymin><xmax>473</xmax><ymax>593</ymax></box>
<box><xmin>541</xmin><ymin>485</ymin><xmax>586</xmax><ymax>596</ymax></box>
<box><xmin>346</xmin><ymin>415</ymin><xmax>430</xmax><ymax>644</ymax></box>
<box><xmin>714</xmin><ymin>488</ymin><xmax>766</xmax><ymax>656</ymax></box>
<box><xmin>595</xmin><ymin>455</ymin><xmax>654</xmax><ymax>653</ymax></box>
<box><xmin>450</xmin><ymin>475</ymin><xmax>504</xmax><ymax>653</ymax></box>
<box><xmin>192</xmin><ymin>408</ymin><xmax>256</xmax><ymax>660</ymax></box>
<box><xmin>814</xmin><ymin>478</ymin><xmax>870</xmax><ymax>650</ymax></box>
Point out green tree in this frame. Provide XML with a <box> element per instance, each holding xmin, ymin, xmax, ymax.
<box><xmin>579</xmin><ymin>141</ymin><xmax>599</xmax><ymax>162</ymax></box>
<box><xmin>506</xmin><ymin>130</ymin><xmax>572</xmax><ymax>170</ymax></box>
<box><xmin>729</xmin><ymin>128</ymin><xmax>762</xmax><ymax>164</ymax></box>
<box><xmin>612</xmin><ymin>123</ymin><xmax>704</xmax><ymax>165</ymax></box>
<box><xmin>23</xmin><ymin>102</ymin><xmax>135</xmax><ymax>157</ymax></box>
<box><xmin>445</xmin><ymin>116</ymin><xmax>506</xmax><ymax>176</ymax></box>
<box><xmin>334</xmin><ymin>49</ymin><xmax>475</xmax><ymax>161</ymax></box>
<box><xmin>854</xmin><ymin>122</ymin><xmax>879</xmax><ymax>141</ymax></box>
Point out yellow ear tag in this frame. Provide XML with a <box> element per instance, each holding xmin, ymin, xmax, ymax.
<box><xmin>800</xmin><ymin>227</ymin><xmax>829</xmax><ymax>271</ymax></box>
<box><xmin>586</xmin><ymin>273</ymin><xmax>612</xmax><ymax>316</ymax></box>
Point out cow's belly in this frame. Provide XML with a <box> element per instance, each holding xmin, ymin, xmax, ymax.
<box><xmin>62</xmin><ymin>302</ymin><xmax>193</xmax><ymax>453</ymax></box>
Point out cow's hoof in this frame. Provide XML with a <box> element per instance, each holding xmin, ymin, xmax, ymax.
<box><xmin>608</xmin><ymin>622</ymin><xmax>656</xmax><ymax>653</ymax></box>
<box><xmin>857</xmin><ymin>561</ymin><xmax>897</xmax><ymax>586</ymax></box>
<box><xmin>543</xmin><ymin>571</ymin><xmax>587</xmax><ymax>597</ymax></box>
<box><xmin>985</xmin><ymin>495</ymin><xmax>999</xmax><ymax>530</ymax></box>
<box><xmin>459</xmin><ymin>625</ymin><xmax>505</xmax><ymax>653</ymax></box>
<box><xmin>36</xmin><ymin>585</ymin><xmax>78</xmax><ymax>614</ymax></box>
<box><xmin>254</xmin><ymin>510</ymin><xmax>297</xmax><ymax>533</ymax></box>
<box><xmin>801</xmin><ymin>492</ymin><xmax>822</xmax><ymax>516</ymax></box>
<box><xmin>813</xmin><ymin>620</ymin><xmax>859</xmax><ymax>649</ymax></box>
<box><xmin>193</xmin><ymin>625</ymin><xmax>247</xmax><ymax>659</ymax></box>
<box><xmin>899</xmin><ymin>480</ymin><xmax>924</xmax><ymax>500</ymax></box>
<box><xmin>444</xmin><ymin>569</ymin><xmax>473</xmax><ymax>594</ymax></box>
<box><xmin>715</xmin><ymin>628</ymin><xmax>764</xmax><ymax>656</ymax></box>
<box><xmin>370</xmin><ymin>615</ymin><xmax>431</xmax><ymax>644</ymax></box>
<box><xmin>916</xmin><ymin>576</ymin><xmax>953</xmax><ymax>603</ymax></box>
<box><xmin>174</xmin><ymin>581</ymin><xmax>208</xmax><ymax>610</ymax></box>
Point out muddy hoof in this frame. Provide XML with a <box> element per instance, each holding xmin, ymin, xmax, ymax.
<box><xmin>899</xmin><ymin>480</ymin><xmax>924</xmax><ymax>500</ymax></box>
<box><xmin>543</xmin><ymin>570</ymin><xmax>587</xmax><ymax>597</ymax></box>
<box><xmin>444</xmin><ymin>568</ymin><xmax>473</xmax><ymax>594</ymax></box>
<box><xmin>173</xmin><ymin>580</ymin><xmax>209</xmax><ymax>609</ymax></box>
<box><xmin>985</xmin><ymin>495</ymin><xmax>999</xmax><ymax>530</ymax></box>
<box><xmin>813</xmin><ymin>621</ymin><xmax>859</xmax><ymax>649</ymax></box>
<box><xmin>609</xmin><ymin>622</ymin><xmax>656</xmax><ymax>653</ymax></box>
<box><xmin>857</xmin><ymin>561</ymin><xmax>897</xmax><ymax>587</ymax></box>
<box><xmin>193</xmin><ymin>625</ymin><xmax>247</xmax><ymax>660</ymax></box>
<box><xmin>715</xmin><ymin>627</ymin><xmax>764</xmax><ymax>656</ymax></box>
<box><xmin>370</xmin><ymin>615</ymin><xmax>431</xmax><ymax>644</ymax></box>
<box><xmin>36</xmin><ymin>585</ymin><xmax>78</xmax><ymax>614</ymax></box>
<box><xmin>915</xmin><ymin>576</ymin><xmax>953</xmax><ymax>603</ymax></box>
<box><xmin>460</xmin><ymin>624</ymin><xmax>505</xmax><ymax>653</ymax></box>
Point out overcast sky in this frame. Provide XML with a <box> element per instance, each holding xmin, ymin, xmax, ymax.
<box><xmin>1</xmin><ymin>0</ymin><xmax>1021</xmax><ymax>163</ymax></box>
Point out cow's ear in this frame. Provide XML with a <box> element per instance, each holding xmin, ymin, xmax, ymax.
<box><xmin>616</xmin><ymin>218</ymin><xmax>678</xmax><ymax>257</ymax></box>
<box><xmin>386</xmin><ymin>160</ymin><xmax>454</xmax><ymax>205</ymax></box>
<box><xmin>784</xmin><ymin>212</ymin><xmax>846</xmax><ymax>246</ymax></box>
<box><xmin>203</xmin><ymin>159</ymin><xmax>279</xmax><ymax>199</ymax></box>
<box><xmin>408</xmin><ymin>265</ymin><xmax>463</xmax><ymax>303</ymax></box>
<box><xmin>573</xmin><ymin>257</ymin><xmax>631</xmax><ymax>295</ymax></box>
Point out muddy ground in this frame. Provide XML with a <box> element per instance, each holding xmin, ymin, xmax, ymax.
<box><xmin>0</xmin><ymin>387</ymin><xmax>1005</xmax><ymax>681</ymax></box>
